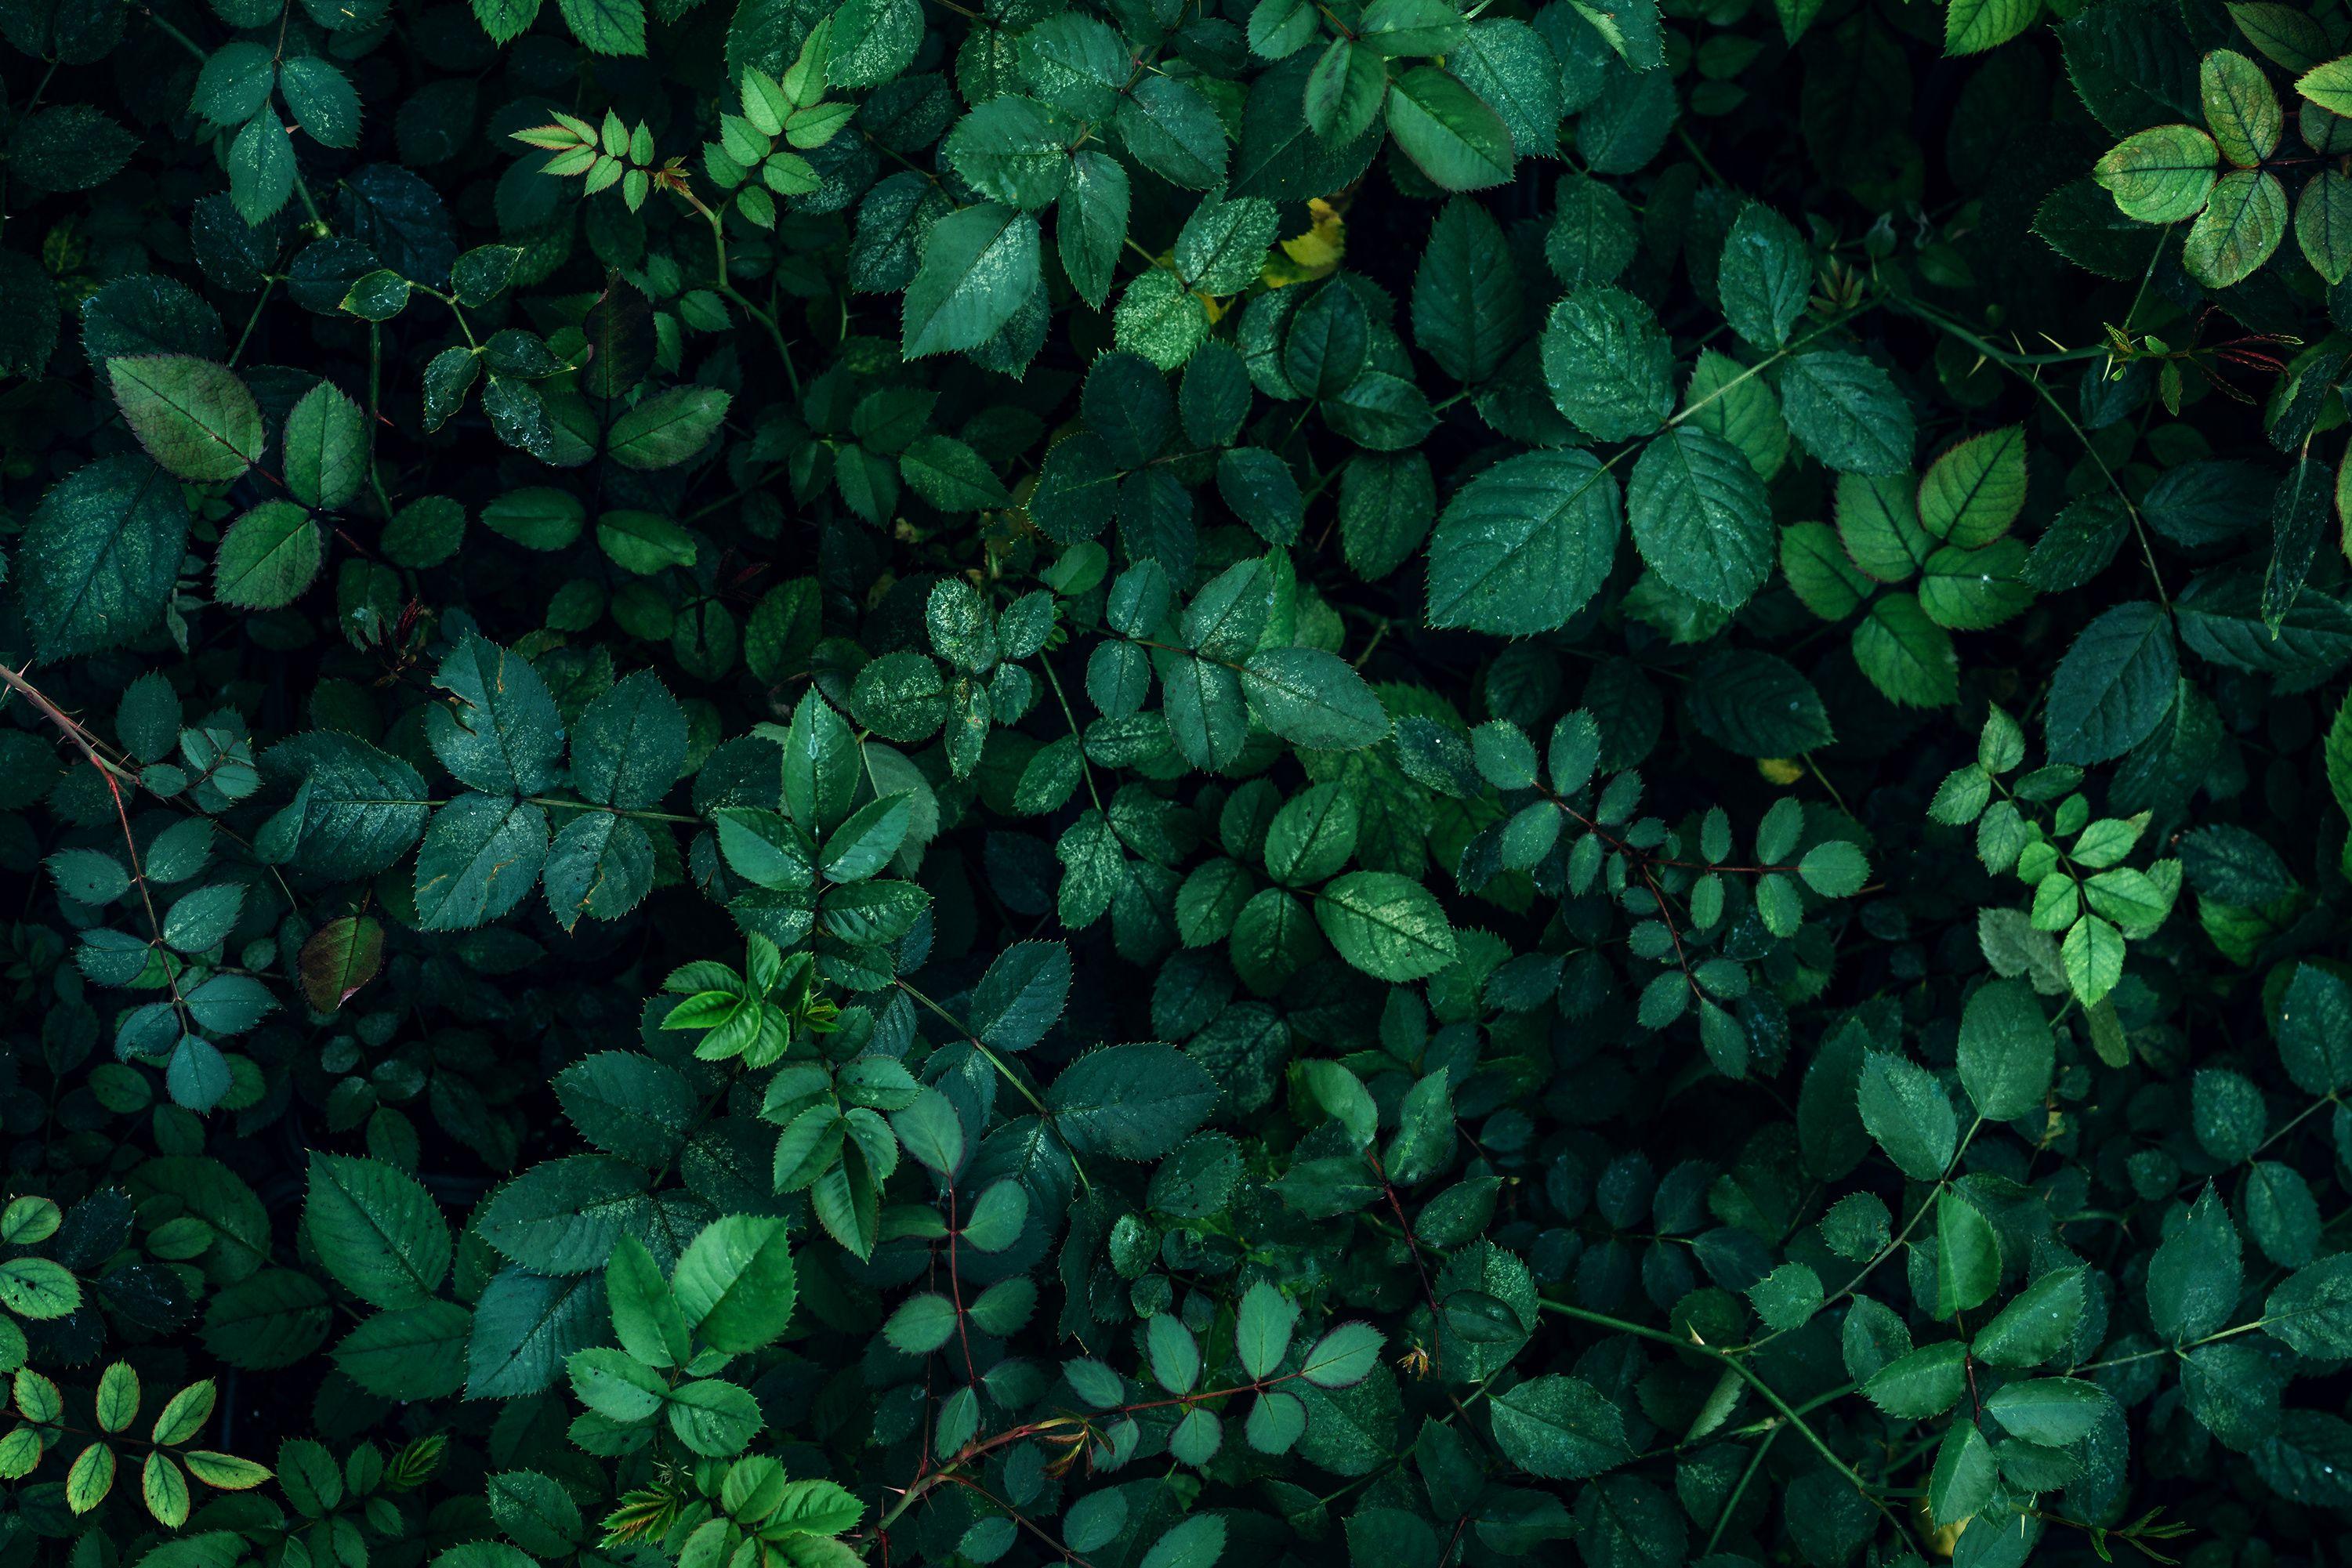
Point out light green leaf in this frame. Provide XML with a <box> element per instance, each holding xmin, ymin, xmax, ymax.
<box><xmin>214</xmin><ymin>502</ymin><xmax>323</xmax><ymax>610</ymax></box>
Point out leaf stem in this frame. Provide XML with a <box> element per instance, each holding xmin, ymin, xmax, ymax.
<box><xmin>1535</xmin><ymin>1297</ymin><xmax>1908</xmax><ymax>1545</ymax></box>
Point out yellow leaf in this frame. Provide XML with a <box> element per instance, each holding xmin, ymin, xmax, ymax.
<box><xmin>1263</xmin><ymin>198</ymin><xmax>1346</xmax><ymax>288</ymax></box>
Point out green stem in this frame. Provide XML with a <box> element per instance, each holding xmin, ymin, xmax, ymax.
<box><xmin>1704</xmin><ymin>1421</ymin><xmax>1780</xmax><ymax>1552</ymax></box>
<box><xmin>1037</xmin><ymin>660</ymin><xmax>1104</xmax><ymax>814</ymax></box>
<box><xmin>2076</xmin><ymin>1316</ymin><xmax>2268</xmax><ymax>1372</ymax></box>
<box><xmin>1665</xmin><ymin>307</ymin><xmax>1865</xmax><ymax>429</ymax></box>
<box><xmin>366</xmin><ymin>322</ymin><xmax>394</xmax><ymax>519</ymax></box>
<box><xmin>680</xmin><ymin>186</ymin><xmax>801</xmax><ymax>399</ymax></box>
<box><xmin>294</xmin><ymin>174</ymin><xmax>332</xmax><ymax>238</ymax></box>
<box><xmin>141</xmin><ymin>7</ymin><xmax>209</xmax><ymax>61</ymax></box>
<box><xmin>227</xmin><ymin>277</ymin><xmax>278</xmax><ymax>370</ymax></box>
<box><xmin>527</xmin><ymin>797</ymin><xmax>701</xmax><ymax>824</ymax></box>
<box><xmin>893</xmin><ymin>981</ymin><xmax>1086</xmax><ymax>1195</ymax></box>
<box><xmin>1537</xmin><ymin>1298</ymin><xmax>1903</xmax><ymax>1541</ymax></box>
<box><xmin>1745</xmin><ymin>1117</ymin><xmax>1981</xmax><ymax>1356</ymax></box>
<box><xmin>1890</xmin><ymin>295</ymin><xmax>2168</xmax><ymax>610</ymax></box>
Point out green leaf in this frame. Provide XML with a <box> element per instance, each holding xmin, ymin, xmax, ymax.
<box><xmin>1958</xmin><ymin>979</ymin><xmax>2054</xmax><ymax>1121</ymax></box>
<box><xmin>968</xmin><ymin>940</ymin><xmax>1071</xmax><ymax>1052</ymax></box>
<box><xmin>2276</xmin><ymin>963</ymin><xmax>2352</xmax><ymax>1095</ymax></box>
<box><xmin>1798</xmin><ymin>839</ymin><xmax>1869</xmax><ymax>896</ymax></box>
<box><xmin>557</xmin><ymin>0</ymin><xmax>646</xmax><ymax>53</ymax></box>
<box><xmin>672</xmin><ymin>1215</ymin><xmax>798</xmax><ymax>1353</ymax></box>
<box><xmin>477</xmin><ymin>1156</ymin><xmax>654</xmax><ymax>1273</ymax></box>
<box><xmin>1919</xmin><ymin>425</ymin><xmax>2028</xmax><ymax>545</ymax></box>
<box><xmin>0</xmin><ymin>1258</ymin><xmax>81</xmax><ymax>1320</ymax></box>
<box><xmin>1983</xmin><ymin>1378</ymin><xmax>2110</xmax><ymax>1444</ymax></box>
<box><xmin>16</xmin><ymin>455</ymin><xmax>190</xmax><ymax>662</ymax></box>
<box><xmin>945</xmin><ymin>96</ymin><xmax>1075</xmax><ymax>211</ymax></box>
<box><xmin>570</xmin><ymin>670</ymin><xmax>687</xmax><ymax>809</ymax></box>
<box><xmin>266</xmin><ymin>731</ymin><xmax>431</xmax><ymax>879</ymax></box>
<box><xmin>1683</xmin><ymin>650</ymin><xmax>1833</xmax><ymax>757</ymax></box>
<box><xmin>214</xmin><ymin>502</ymin><xmax>324</xmax><ymax>610</ymax></box>
<box><xmin>1384</xmin><ymin>67</ymin><xmax>1513</xmax><ymax>190</ymax></box>
<box><xmin>1750</xmin><ymin>1261</ymin><xmax>1825</xmax><ymax>1331</ymax></box>
<box><xmin>2264</xmin><ymin>1253</ymin><xmax>2352</xmax><ymax>1356</ymax></box>
<box><xmin>279</xmin><ymin>57</ymin><xmax>361</xmax><ymax>148</ymax></box>
<box><xmin>304</xmin><ymin>1154</ymin><xmax>451</xmax><ymax>1310</ymax></box>
<box><xmin>1861</xmin><ymin>1339</ymin><xmax>1966</xmax><ymax>1418</ymax></box>
<box><xmin>1411</xmin><ymin>197</ymin><xmax>1524</xmax><ymax>382</ymax></box>
<box><xmin>429</xmin><ymin>636</ymin><xmax>566</xmax><ymax>795</ymax></box>
<box><xmin>1240</xmin><ymin>647</ymin><xmax>1390</xmax><ymax>749</ymax></box>
<box><xmin>542</xmin><ymin>813</ymin><xmax>654</xmax><ymax>929</ymax></box>
<box><xmin>1627</xmin><ymin>426</ymin><xmax>1774</xmax><ymax>610</ymax></box>
<box><xmin>1926</xmin><ymin>1421</ymin><xmax>1995</xmax><ymax>1530</ymax></box>
<box><xmin>342</xmin><ymin>269</ymin><xmax>411</xmax><ymax>322</ymax></box>
<box><xmin>2298</xmin><ymin>168</ymin><xmax>2352</xmax><ymax>284</ymax></box>
<box><xmin>1540</xmin><ymin>286</ymin><xmax>1672</xmax><ymax>442</ymax></box>
<box><xmin>1933</xmin><ymin>1190</ymin><xmax>1999</xmax><ymax>1318</ymax></box>
<box><xmin>2148</xmin><ymin>1185</ymin><xmax>2243</xmax><ymax>1343</ymax></box>
<box><xmin>1424</xmin><ymin>448</ymin><xmax>1621</xmax><ymax>633</ymax></box>
<box><xmin>1945</xmin><ymin>0</ymin><xmax>2039</xmax><ymax>53</ymax></box>
<box><xmin>1853</xmin><ymin>594</ymin><xmax>1959</xmax><ymax>708</ymax></box>
<box><xmin>1315</xmin><ymin>870</ymin><xmax>1458</xmax><ymax>981</ymax></box>
<box><xmin>2044</xmin><ymin>600</ymin><xmax>2177</xmax><ymax>763</ymax></box>
<box><xmin>2202</xmin><ymin>49</ymin><xmax>2281</xmax><ymax>166</ymax></box>
<box><xmin>414</xmin><ymin>795</ymin><xmax>552</xmax><ymax>932</ymax></box>
<box><xmin>1489</xmin><ymin>1374</ymin><xmax>1632</xmax><ymax>1480</ymax></box>
<box><xmin>283</xmin><ymin>382</ymin><xmax>367</xmax><ymax>510</ymax></box>
<box><xmin>2298</xmin><ymin>54</ymin><xmax>2352</xmax><ymax>115</ymax></box>
<box><xmin>66</xmin><ymin>1443</ymin><xmax>115</xmax><ymax>1514</ymax></box>
<box><xmin>1140</xmin><ymin>1515</ymin><xmax>1226</xmax><ymax>1568</ymax></box>
<box><xmin>1297</xmin><ymin>1321</ymin><xmax>1383</xmax><ymax>1386</ymax></box>
<box><xmin>1046</xmin><ymin>1043</ymin><xmax>1218</xmax><ymax>1161</ymax></box>
<box><xmin>901</xmin><ymin>434</ymin><xmax>1011</xmax><ymax>511</ymax></box>
<box><xmin>1304</xmin><ymin>38</ymin><xmax>1387</xmax><ymax>144</ymax></box>
<box><xmin>108</xmin><ymin>356</ymin><xmax>263</xmax><ymax>483</ymax></box>
<box><xmin>1778</xmin><ymin>350</ymin><xmax>1914</xmax><ymax>476</ymax></box>
<box><xmin>596</xmin><ymin>509</ymin><xmax>698</xmax><ymax>574</ymax></box>
<box><xmin>473</xmin><ymin>0</ymin><xmax>543</xmax><ymax>44</ymax></box>
<box><xmin>2093</xmin><ymin>123</ymin><xmax>2218</xmax><ymax>222</ymax></box>
<box><xmin>2062</xmin><ymin>914</ymin><xmax>2127</xmax><ymax>1005</ymax></box>
<box><xmin>609</xmin><ymin>387</ymin><xmax>731</xmax><ymax>469</ymax></box>
<box><xmin>2183</xmin><ymin>169</ymin><xmax>2288</xmax><ymax>287</ymax></box>
<box><xmin>1057</xmin><ymin>151</ymin><xmax>1130</xmax><ymax>311</ymax></box>
<box><xmin>227</xmin><ymin>113</ymin><xmax>295</xmax><ymax>225</ymax></box>
<box><xmin>1857</xmin><ymin>1050</ymin><xmax>1956</xmax><ymax>1180</ymax></box>
<box><xmin>1973</xmin><ymin>1267</ymin><xmax>2089</xmax><ymax>1367</ymax></box>
<box><xmin>192</xmin><ymin>43</ymin><xmax>276</xmax><ymax>127</ymax></box>
<box><xmin>1114</xmin><ymin>76</ymin><xmax>1227</xmax><ymax>190</ymax></box>
<box><xmin>903</xmin><ymin>204</ymin><xmax>1041</xmax><ymax>359</ymax></box>
<box><xmin>1236</xmin><ymin>1282</ymin><xmax>1299</xmax><ymax>1378</ymax></box>
<box><xmin>1716</xmin><ymin>203</ymin><xmax>1810</xmax><ymax>349</ymax></box>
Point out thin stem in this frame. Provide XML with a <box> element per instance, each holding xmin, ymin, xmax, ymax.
<box><xmin>1746</xmin><ymin>1117</ymin><xmax>1984</xmax><ymax>1356</ymax></box>
<box><xmin>140</xmin><ymin>7</ymin><xmax>208</xmax><ymax>60</ymax></box>
<box><xmin>1537</xmin><ymin>1298</ymin><xmax>1908</xmax><ymax>1544</ymax></box>
<box><xmin>227</xmin><ymin>277</ymin><xmax>279</xmax><ymax>370</ymax></box>
<box><xmin>1037</xmin><ymin>659</ymin><xmax>1103</xmax><ymax>813</ymax></box>
<box><xmin>1667</xmin><ymin>308</ymin><xmax>1868</xmax><ymax>430</ymax></box>
<box><xmin>527</xmin><ymin>796</ymin><xmax>701</xmax><ymax>824</ymax></box>
<box><xmin>366</xmin><ymin>322</ymin><xmax>394</xmax><ymax>518</ymax></box>
<box><xmin>1890</xmin><ymin>296</ymin><xmax>2168</xmax><ymax>609</ymax></box>
<box><xmin>2076</xmin><ymin>1317</ymin><xmax>2267</xmax><ymax>1372</ymax></box>
<box><xmin>893</xmin><ymin>983</ymin><xmax>1086</xmax><ymax>1196</ymax></box>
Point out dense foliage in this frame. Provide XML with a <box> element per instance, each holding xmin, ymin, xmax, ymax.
<box><xmin>16</xmin><ymin>0</ymin><xmax>2352</xmax><ymax>1563</ymax></box>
